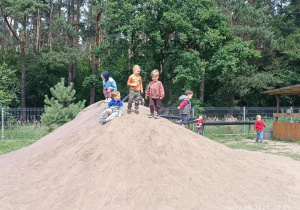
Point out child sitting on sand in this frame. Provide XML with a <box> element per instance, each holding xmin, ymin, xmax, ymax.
<box><xmin>99</xmin><ymin>91</ymin><xmax>123</xmax><ymax>124</ymax></box>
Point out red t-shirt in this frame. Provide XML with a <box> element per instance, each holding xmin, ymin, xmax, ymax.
<box><xmin>254</xmin><ymin>120</ymin><xmax>266</xmax><ymax>131</ymax></box>
<box><xmin>197</xmin><ymin>120</ymin><xmax>204</xmax><ymax>130</ymax></box>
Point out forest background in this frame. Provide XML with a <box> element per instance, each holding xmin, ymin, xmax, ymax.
<box><xmin>0</xmin><ymin>0</ymin><xmax>300</xmax><ymax>109</ymax></box>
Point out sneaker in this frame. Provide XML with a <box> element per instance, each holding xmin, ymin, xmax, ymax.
<box><xmin>99</xmin><ymin>118</ymin><xmax>104</xmax><ymax>123</ymax></box>
<box><xmin>148</xmin><ymin>114</ymin><xmax>154</xmax><ymax>118</ymax></box>
<box><xmin>135</xmin><ymin>110</ymin><xmax>139</xmax><ymax>114</ymax></box>
<box><xmin>102</xmin><ymin>119</ymin><xmax>107</xmax><ymax>124</ymax></box>
<box><xmin>181</xmin><ymin>124</ymin><xmax>186</xmax><ymax>128</ymax></box>
<box><xmin>154</xmin><ymin>115</ymin><xmax>160</xmax><ymax>119</ymax></box>
<box><xmin>127</xmin><ymin>109</ymin><xmax>131</xmax><ymax>114</ymax></box>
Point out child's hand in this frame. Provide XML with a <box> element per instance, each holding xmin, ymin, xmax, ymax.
<box><xmin>145</xmin><ymin>96</ymin><xmax>148</xmax><ymax>99</ymax></box>
<box><xmin>160</xmin><ymin>97</ymin><xmax>163</xmax><ymax>99</ymax></box>
<box><xmin>141</xmin><ymin>90</ymin><xmax>143</xmax><ymax>94</ymax></box>
<box><xmin>177</xmin><ymin>106</ymin><xmax>180</xmax><ymax>109</ymax></box>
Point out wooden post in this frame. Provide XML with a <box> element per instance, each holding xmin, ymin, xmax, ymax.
<box><xmin>275</xmin><ymin>94</ymin><xmax>279</xmax><ymax>122</ymax></box>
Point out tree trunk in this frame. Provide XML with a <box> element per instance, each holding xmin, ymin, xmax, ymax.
<box><xmin>36</xmin><ymin>9</ymin><xmax>41</xmax><ymax>52</ymax></box>
<box><xmin>89</xmin><ymin>9</ymin><xmax>102</xmax><ymax>105</ymax></box>
<box><xmin>49</xmin><ymin>0</ymin><xmax>53</xmax><ymax>52</ymax></box>
<box><xmin>21</xmin><ymin>14</ymin><xmax>27</xmax><ymax>121</ymax></box>
<box><xmin>199</xmin><ymin>77</ymin><xmax>205</xmax><ymax>102</ymax></box>
<box><xmin>2</xmin><ymin>17</ymin><xmax>8</xmax><ymax>53</ymax></box>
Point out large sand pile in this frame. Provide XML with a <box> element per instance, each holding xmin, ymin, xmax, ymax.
<box><xmin>0</xmin><ymin>101</ymin><xmax>300</xmax><ymax>210</ymax></box>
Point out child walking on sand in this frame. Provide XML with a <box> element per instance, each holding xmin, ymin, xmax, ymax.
<box><xmin>145</xmin><ymin>69</ymin><xmax>165</xmax><ymax>119</ymax></box>
<box><xmin>101</xmin><ymin>71</ymin><xmax>117</xmax><ymax>103</ymax></box>
<box><xmin>177</xmin><ymin>90</ymin><xmax>193</xmax><ymax>127</ymax></box>
<box><xmin>254</xmin><ymin>115</ymin><xmax>266</xmax><ymax>143</ymax></box>
<box><xmin>196</xmin><ymin>116</ymin><xmax>204</xmax><ymax>135</ymax></box>
<box><xmin>127</xmin><ymin>65</ymin><xmax>143</xmax><ymax>114</ymax></box>
<box><xmin>99</xmin><ymin>91</ymin><xmax>123</xmax><ymax>124</ymax></box>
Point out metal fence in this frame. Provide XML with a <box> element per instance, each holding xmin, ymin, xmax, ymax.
<box><xmin>162</xmin><ymin>106</ymin><xmax>300</xmax><ymax>121</ymax></box>
<box><xmin>1</xmin><ymin>106</ymin><xmax>300</xmax><ymax>140</ymax></box>
<box><xmin>1</xmin><ymin>108</ymin><xmax>45</xmax><ymax>140</ymax></box>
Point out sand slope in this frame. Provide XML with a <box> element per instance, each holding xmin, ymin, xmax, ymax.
<box><xmin>0</xmin><ymin>101</ymin><xmax>299</xmax><ymax>210</ymax></box>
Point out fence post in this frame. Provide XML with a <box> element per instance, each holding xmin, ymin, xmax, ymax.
<box><xmin>192</xmin><ymin>107</ymin><xmax>195</xmax><ymax>132</ymax></box>
<box><xmin>1</xmin><ymin>108</ymin><xmax>4</xmax><ymax>141</ymax></box>
<box><xmin>243</xmin><ymin>106</ymin><xmax>246</xmax><ymax>135</ymax></box>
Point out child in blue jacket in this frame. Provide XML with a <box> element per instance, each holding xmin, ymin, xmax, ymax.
<box><xmin>101</xmin><ymin>71</ymin><xmax>117</xmax><ymax>103</ymax></box>
<box><xmin>99</xmin><ymin>91</ymin><xmax>123</xmax><ymax>124</ymax></box>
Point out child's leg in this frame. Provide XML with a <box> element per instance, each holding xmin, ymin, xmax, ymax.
<box><xmin>101</xmin><ymin>108</ymin><xmax>112</xmax><ymax>119</ymax></box>
<box><xmin>182</xmin><ymin>114</ymin><xmax>189</xmax><ymax>125</ymax></box>
<box><xmin>149</xmin><ymin>98</ymin><xmax>155</xmax><ymax>114</ymax></box>
<box><xmin>103</xmin><ymin>89</ymin><xmax>107</xmax><ymax>98</ymax></box>
<box><xmin>198</xmin><ymin>129</ymin><xmax>202</xmax><ymax>135</ymax></box>
<box><xmin>256</xmin><ymin>131</ymin><xmax>260</xmax><ymax>142</ymax></box>
<box><xmin>105</xmin><ymin>112</ymin><xmax>118</xmax><ymax>122</ymax></box>
<box><xmin>106</xmin><ymin>88</ymin><xmax>113</xmax><ymax>98</ymax></box>
<box><xmin>134</xmin><ymin>91</ymin><xmax>140</xmax><ymax>111</ymax></box>
<box><xmin>260</xmin><ymin>131</ymin><xmax>264</xmax><ymax>142</ymax></box>
<box><xmin>128</xmin><ymin>90</ymin><xmax>135</xmax><ymax>110</ymax></box>
<box><xmin>156</xmin><ymin>99</ymin><xmax>162</xmax><ymax>115</ymax></box>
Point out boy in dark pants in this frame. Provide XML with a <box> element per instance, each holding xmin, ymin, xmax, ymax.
<box><xmin>177</xmin><ymin>90</ymin><xmax>193</xmax><ymax>127</ymax></box>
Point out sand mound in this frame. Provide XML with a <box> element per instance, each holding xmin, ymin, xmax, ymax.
<box><xmin>0</xmin><ymin>101</ymin><xmax>300</xmax><ymax>209</ymax></box>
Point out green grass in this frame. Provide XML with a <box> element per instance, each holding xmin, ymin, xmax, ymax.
<box><xmin>0</xmin><ymin>140</ymin><xmax>37</xmax><ymax>155</ymax></box>
<box><xmin>226</xmin><ymin>142</ymin><xmax>268</xmax><ymax>151</ymax></box>
<box><xmin>0</xmin><ymin>123</ymin><xmax>49</xmax><ymax>155</ymax></box>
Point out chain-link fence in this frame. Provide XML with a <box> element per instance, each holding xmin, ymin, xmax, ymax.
<box><xmin>161</xmin><ymin>106</ymin><xmax>300</xmax><ymax>136</ymax></box>
<box><xmin>2</xmin><ymin>106</ymin><xmax>300</xmax><ymax>139</ymax></box>
<box><xmin>1</xmin><ymin>108</ymin><xmax>48</xmax><ymax>140</ymax></box>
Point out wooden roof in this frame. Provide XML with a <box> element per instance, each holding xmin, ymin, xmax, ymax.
<box><xmin>262</xmin><ymin>84</ymin><xmax>300</xmax><ymax>95</ymax></box>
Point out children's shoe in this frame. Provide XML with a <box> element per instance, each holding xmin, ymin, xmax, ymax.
<box><xmin>99</xmin><ymin>118</ymin><xmax>104</xmax><ymax>123</ymax></box>
<box><xmin>181</xmin><ymin>124</ymin><xmax>186</xmax><ymax>128</ymax></box>
<box><xmin>135</xmin><ymin>110</ymin><xmax>139</xmax><ymax>114</ymax></box>
<box><xmin>107</xmin><ymin>98</ymin><xmax>112</xmax><ymax>102</ymax></box>
<box><xmin>154</xmin><ymin>115</ymin><xmax>160</xmax><ymax>119</ymax></box>
<box><xmin>127</xmin><ymin>109</ymin><xmax>131</xmax><ymax>114</ymax></box>
<box><xmin>148</xmin><ymin>114</ymin><xmax>154</xmax><ymax>118</ymax></box>
<box><xmin>102</xmin><ymin>119</ymin><xmax>107</xmax><ymax>124</ymax></box>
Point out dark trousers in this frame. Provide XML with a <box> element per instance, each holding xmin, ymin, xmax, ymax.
<box><xmin>149</xmin><ymin>98</ymin><xmax>161</xmax><ymax>115</ymax></box>
<box><xmin>181</xmin><ymin>114</ymin><xmax>190</xmax><ymax>125</ymax></box>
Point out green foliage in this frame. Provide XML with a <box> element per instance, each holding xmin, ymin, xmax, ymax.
<box><xmin>0</xmin><ymin>63</ymin><xmax>19</xmax><ymax>107</ymax></box>
<box><xmin>41</xmin><ymin>78</ymin><xmax>86</xmax><ymax>130</ymax></box>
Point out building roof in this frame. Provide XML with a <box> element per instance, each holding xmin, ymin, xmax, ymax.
<box><xmin>261</xmin><ymin>84</ymin><xmax>300</xmax><ymax>95</ymax></box>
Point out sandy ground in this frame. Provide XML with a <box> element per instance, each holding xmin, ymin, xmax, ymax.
<box><xmin>0</xmin><ymin>101</ymin><xmax>300</xmax><ymax>210</ymax></box>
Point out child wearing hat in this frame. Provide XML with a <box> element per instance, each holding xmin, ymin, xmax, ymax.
<box><xmin>101</xmin><ymin>71</ymin><xmax>117</xmax><ymax>103</ymax></box>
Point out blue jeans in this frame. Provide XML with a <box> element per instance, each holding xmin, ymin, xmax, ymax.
<box><xmin>256</xmin><ymin>131</ymin><xmax>264</xmax><ymax>142</ymax></box>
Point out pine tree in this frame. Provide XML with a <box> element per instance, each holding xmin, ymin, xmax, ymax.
<box><xmin>41</xmin><ymin>78</ymin><xmax>86</xmax><ymax>130</ymax></box>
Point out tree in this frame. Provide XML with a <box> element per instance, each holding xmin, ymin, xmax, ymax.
<box><xmin>41</xmin><ymin>78</ymin><xmax>86</xmax><ymax>130</ymax></box>
<box><xmin>0</xmin><ymin>63</ymin><xmax>19</xmax><ymax>107</ymax></box>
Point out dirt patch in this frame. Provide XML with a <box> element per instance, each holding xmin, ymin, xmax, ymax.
<box><xmin>240</xmin><ymin>139</ymin><xmax>300</xmax><ymax>160</ymax></box>
<box><xmin>0</xmin><ymin>101</ymin><xmax>300</xmax><ymax>209</ymax></box>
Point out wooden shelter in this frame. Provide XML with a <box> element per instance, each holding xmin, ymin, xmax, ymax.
<box><xmin>262</xmin><ymin>84</ymin><xmax>300</xmax><ymax>142</ymax></box>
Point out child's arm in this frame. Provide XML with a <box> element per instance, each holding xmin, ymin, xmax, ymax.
<box><xmin>127</xmin><ymin>76</ymin><xmax>135</xmax><ymax>87</ymax></box>
<box><xmin>159</xmin><ymin>82</ymin><xmax>165</xmax><ymax>99</ymax></box>
<box><xmin>263</xmin><ymin>121</ymin><xmax>266</xmax><ymax>128</ymax></box>
<box><xmin>177</xmin><ymin>100</ymin><xmax>188</xmax><ymax>109</ymax></box>
<box><xmin>139</xmin><ymin>76</ymin><xmax>143</xmax><ymax>94</ymax></box>
<box><xmin>145</xmin><ymin>83</ymin><xmax>151</xmax><ymax>99</ymax></box>
<box><xmin>111</xmin><ymin>79</ymin><xmax>117</xmax><ymax>90</ymax></box>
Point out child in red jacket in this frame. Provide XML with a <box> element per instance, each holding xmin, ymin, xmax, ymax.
<box><xmin>196</xmin><ymin>116</ymin><xmax>204</xmax><ymax>135</ymax></box>
<box><xmin>254</xmin><ymin>115</ymin><xmax>266</xmax><ymax>143</ymax></box>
